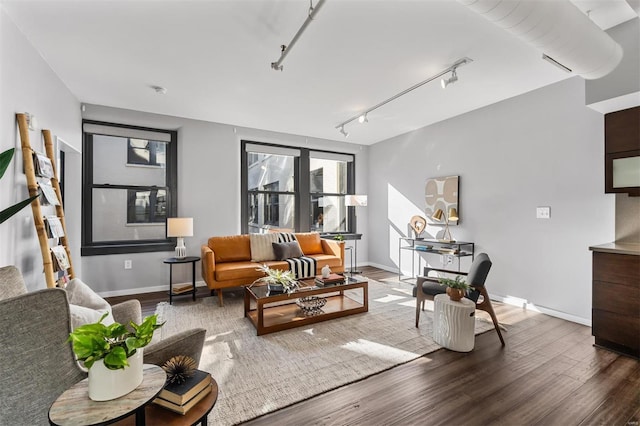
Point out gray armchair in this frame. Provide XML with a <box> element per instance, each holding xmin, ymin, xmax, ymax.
<box><xmin>415</xmin><ymin>253</ymin><xmax>505</xmax><ymax>346</ymax></box>
<box><xmin>0</xmin><ymin>265</ymin><xmax>206</xmax><ymax>425</ymax></box>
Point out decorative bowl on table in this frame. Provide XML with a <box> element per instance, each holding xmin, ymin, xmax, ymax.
<box><xmin>296</xmin><ymin>296</ymin><xmax>327</xmax><ymax>316</ymax></box>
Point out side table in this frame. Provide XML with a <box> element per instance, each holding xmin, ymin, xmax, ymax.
<box><xmin>433</xmin><ymin>293</ymin><xmax>476</xmax><ymax>352</ymax></box>
<box><xmin>113</xmin><ymin>378</ymin><xmax>219</xmax><ymax>426</ymax></box>
<box><xmin>164</xmin><ymin>256</ymin><xmax>200</xmax><ymax>304</ymax></box>
<box><xmin>49</xmin><ymin>364</ymin><xmax>166</xmax><ymax>426</ymax></box>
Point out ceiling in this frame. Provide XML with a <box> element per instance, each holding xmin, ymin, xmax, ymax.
<box><xmin>2</xmin><ymin>0</ymin><xmax>637</xmax><ymax>145</ymax></box>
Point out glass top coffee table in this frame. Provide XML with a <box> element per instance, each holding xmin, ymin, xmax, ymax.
<box><xmin>244</xmin><ymin>276</ymin><xmax>368</xmax><ymax>335</ymax></box>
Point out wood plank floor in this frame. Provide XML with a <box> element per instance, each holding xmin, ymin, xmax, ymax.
<box><xmin>106</xmin><ymin>267</ymin><xmax>640</xmax><ymax>426</ymax></box>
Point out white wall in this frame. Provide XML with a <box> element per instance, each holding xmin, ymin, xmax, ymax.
<box><xmin>81</xmin><ymin>104</ymin><xmax>369</xmax><ymax>295</ymax></box>
<box><xmin>367</xmin><ymin>77</ymin><xmax>614</xmax><ymax>324</ymax></box>
<box><xmin>0</xmin><ymin>7</ymin><xmax>81</xmax><ymax>290</ymax></box>
<box><xmin>586</xmin><ymin>18</ymin><xmax>640</xmax><ymax>110</ymax></box>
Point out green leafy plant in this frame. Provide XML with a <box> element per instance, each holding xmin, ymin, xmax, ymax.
<box><xmin>67</xmin><ymin>313</ymin><xmax>164</xmax><ymax>370</ymax></box>
<box><xmin>334</xmin><ymin>234</ymin><xmax>344</xmax><ymax>241</ymax></box>
<box><xmin>438</xmin><ymin>275</ymin><xmax>471</xmax><ymax>292</ymax></box>
<box><xmin>253</xmin><ymin>264</ymin><xmax>299</xmax><ymax>293</ymax></box>
<box><xmin>0</xmin><ymin>148</ymin><xmax>41</xmax><ymax>224</ymax></box>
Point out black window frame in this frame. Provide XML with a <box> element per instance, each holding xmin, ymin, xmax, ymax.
<box><xmin>241</xmin><ymin>140</ymin><xmax>355</xmax><ymax>234</ymax></box>
<box><xmin>81</xmin><ymin>120</ymin><xmax>178</xmax><ymax>256</ymax></box>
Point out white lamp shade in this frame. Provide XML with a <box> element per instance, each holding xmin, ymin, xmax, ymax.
<box><xmin>345</xmin><ymin>195</ymin><xmax>368</xmax><ymax>207</ymax></box>
<box><xmin>167</xmin><ymin>218</ymin><xmax>193</xmax><ymax>237</ymax></box>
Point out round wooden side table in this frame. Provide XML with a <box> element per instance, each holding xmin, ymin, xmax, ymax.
<box><xmin>49</xmin><ymin>364</ymin><xmax>166</xmax><ymax>426</ymax></box>
<box><xmin>114</xmin><ymin>378</ymin><xmax>219</xmax><ymax>426</ymax></box>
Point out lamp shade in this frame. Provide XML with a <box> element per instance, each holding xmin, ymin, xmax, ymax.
<box><xmin>167</xmin><ymin>218</ymin><xmax>193</xmax><ymax>237</ymax></box>
<box><xmin>431</xmin><ymin>209</ymin><xmax>444</xmax><ymax>222</ymax></box>
<box><xmin>345</xmin><ymin>195</ymin><xmax>368</xmax><ymax>207</ymax></box>
<box><xmin>448</xmin><ymin>207</ymin><xmax>459</xmax><ymax>221</ymax></box>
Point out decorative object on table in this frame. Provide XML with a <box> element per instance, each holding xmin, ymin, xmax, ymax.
<box><xmin>67</xmin><ymin>313</ymin><xmax>164</xmax><ymax>401</ymax></box>
<box><xmin>431</xmin><ymin>207</ymin><xmax>458</xmax><ymax>243</ymax></box>
<box><xmin>314</xmin><ymin>273</ymin><xmax>345</xmax><ymax>286</ymax></box>
<box><xmin>252</xmin><ymin>264</ymin><xmax>299</xmax><ymax>294</ymax></box>
<box><xmin>154</xmin><ymin>381</ymin><xmax>213</xmax><ymax>415</ymax></box>
<box><xmin>409</xmin><ymin>215</ymin><xmax>427</xmax><ymax>239</ymax></box>
<box><xmin>438</xmin><ymin>275</ymin><xmax>471</xmax><ymax>302</ymax></box>
<box><xmin>155</xmin><ymin>368</ymin><xmax>212</xmax><ymax>407</ymax></box>
<box><xmin>162</xmin><ymin>355</ymin><xmax>197</xmax><ymax>385</ymax></box>
<box><xmin>334</xmin><ymin>234</ymin><xmax>344</xmax><ymax>241</ymax></box>
<box><xmin>321</xmin><ymin>264</ymin><xmax>331</xmax><ymax>278</ymax></box>
<box><xmin>425</xmin><ymin>175</ymin><xmax>459</xmax><ymax>228</ymax></box>
<box><xmin>296</xmin><ymin>296</ymin><xmax>327</xmax><ymax>316</ymax></box>
<box><xmin>167</xmin><ymin>217</ymin><xmax>194</xmax><ymax>259</ymax></box>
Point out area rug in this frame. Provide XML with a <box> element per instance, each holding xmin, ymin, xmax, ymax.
<box><xmin>154</xmin><ymin>278</ymin><xmax>492</xmax><ymax>425</ymax></box>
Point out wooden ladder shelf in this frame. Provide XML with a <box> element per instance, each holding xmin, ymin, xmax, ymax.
<box><xmin>16</xmin><ymin>113</ymin><xmax>74</xmax><ymax>288</ymax></box>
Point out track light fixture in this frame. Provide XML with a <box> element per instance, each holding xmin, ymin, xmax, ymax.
<box><xmin>271</xmin><ymin>0</ymin><xmax>326</xmax><ymax>71</ymax></box>
<box><xmin>335</xmin><ymin>57</ymin><xmax>472</xmax><ymax>137</ymax></box>
<box><xmin>440</xmin><ymin>68</ymin><xmax>458</xmax><ymax>89</ymax></box>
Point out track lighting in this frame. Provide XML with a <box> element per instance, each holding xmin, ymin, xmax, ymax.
<box><xmin>440</xmin><ymin>68</ymin><xmax>458</xmax><ymax>89</ymax></box>
<box><xmin>271</xmin><ymin>0</ymin><xmax>327</xmax><ymax>71</ymax></box>
<box><xmin>335</xmin><ymin>57</ymin><xmax>472</xmax><ymax>137</ymax></box>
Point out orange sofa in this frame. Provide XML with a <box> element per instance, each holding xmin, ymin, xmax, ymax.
<box><xmin>201</xmin><ymin>232</ymin><xmax>345</xmax><ymax>306</ymax></box>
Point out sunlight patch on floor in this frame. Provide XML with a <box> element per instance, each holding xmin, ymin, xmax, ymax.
<box><xmin>342</xmin><ymin>339</ymin><xmax>419</xmax><ymax>363</ymax></box>
<box><xmin>374</xmin><ymin>294</ymin><xmax>407</xmax><ymax>303</ymax></box>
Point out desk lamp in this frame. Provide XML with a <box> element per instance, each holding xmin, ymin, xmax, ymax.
<box><xmin>431</xmin><ymin>207</ymin><xmax>458</xmax><ymax>242</ymax></box>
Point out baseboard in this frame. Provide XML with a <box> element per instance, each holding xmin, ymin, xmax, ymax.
<box><xmin>365</xmin><ymin>262</ymin><xmax>591</xmax><ymax>326</ymax></box>
<box><xmin>98</xmin><ymin>280</ymin><xmax>207</xmax><ymax>298</ymax></box>
<box><xmin>492</xmin><ymin>295</ymin><xmax>591</xmax><ymax>326</ymax></box>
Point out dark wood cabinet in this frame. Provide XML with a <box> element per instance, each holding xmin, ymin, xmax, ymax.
<box><xmin>591</xmin><ymin>250</ymin><xmax>640</xmax><ymax>358</ymax></box>
<box><xmin>605</xmin><ymin>106</ymin><xmax>640</xmax><ymax>196</ymax></box>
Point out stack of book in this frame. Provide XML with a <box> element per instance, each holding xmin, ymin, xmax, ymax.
<box><xmin>171</xmin><ymin>284</ymin><xmax>193</xmax><ymax>295</ymax></box>
<box><xmin>153</xmin><ymin>370</ymin><xmax>212</xmax><ymax>415</ymax></box>
<box><xmin>314</xmin><ymin>273</ymin><xmax>345</xmax><ymax>286</ymax></box>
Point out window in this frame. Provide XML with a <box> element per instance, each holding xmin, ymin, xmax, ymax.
<box><xmin>241</xmin><ymin>141</ymin><xmax>354</xmax><ymax>234</ymax></box>
<box><xmin>82</xmin><ymin>121</ymin><xmax>177</xmax><ymax>255</ymax></box>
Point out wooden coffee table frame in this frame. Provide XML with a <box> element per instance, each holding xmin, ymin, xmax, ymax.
<box><xmin>244</xmin><ymin>278</ymin><xmax>368</xmax><ymax>335</ymax></box>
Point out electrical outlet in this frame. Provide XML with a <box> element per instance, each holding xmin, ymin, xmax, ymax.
<box><xmin>124</xmin><ymin>260</ymin><xmax>132</xmax><ymax>269</ymax></box>
<box><xmin>536</xmin><ymin>206</ymin><xmax>551</xmax><ymax>219</ymax></box>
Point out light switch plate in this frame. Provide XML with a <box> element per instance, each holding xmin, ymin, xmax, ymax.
<box><xmin>536</xmin><ymin>206</ymin><xmax>550</xmax><ymax>219</ymax></box>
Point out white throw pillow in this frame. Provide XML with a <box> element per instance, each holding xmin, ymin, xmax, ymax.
<box><xmin>65</xmin><ymin>278</ymin><xmax>114</xmax><ymax>329</ymax></box>
<box><xmin>250</xmin><ymin>233</ymin><xmax>279</xmax><ymax>262</ymax></box>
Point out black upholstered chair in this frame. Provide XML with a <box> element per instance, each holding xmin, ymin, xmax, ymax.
<box><xmin>415</xmin><ymin>253</ymin><xmax>505</xmax><ymax>346</ymax></box>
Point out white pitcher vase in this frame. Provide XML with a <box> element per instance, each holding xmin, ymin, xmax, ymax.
<box><xmin>88</xmin><ymin>348</ymin><xmax>144</xmax><ymax>401</ymax></box>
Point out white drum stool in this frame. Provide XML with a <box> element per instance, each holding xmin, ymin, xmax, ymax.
<box><xmin>433</xmin><ymin>293</ymin><xmax>476</xmax><ymax>352</ymax></box>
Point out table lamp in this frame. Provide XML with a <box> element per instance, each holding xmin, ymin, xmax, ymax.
<box><xmin>167</xmin><ymin>218</ymin><xmax>193</xmax><ymax>259</ymax></box>
<box><xmin>431</xmin><ymin>207</ymin><xmax>457</xmax><ymax>242</ymax></box>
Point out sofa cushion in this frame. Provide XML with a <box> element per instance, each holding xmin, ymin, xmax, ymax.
<box><xmin>209</xmin><ymin>235</ymin><xmax>252</xmax><ymax>263</ymax></box>
<box><xmin>272</xmin><ymin>241</ymin><xmax>304</xmax><ymax>260</ymax></box>
<box><xmin>295</xmin><ymin>232</ymin><xmax>323</xmax><ymax>255</ymax></box>
<box><xmin>215</xmin><ymin>261</ymin><xmax>265</xmax><ymax>282</ymax></box>
<box><xmin>250</xmin><ymin>233</ymin><xmax>279</xmax><ymax>262</ymax></box>
<box><xmin>306</xmin><ymin>254</ymin><xmax>343</xmax><ymax>271</ymax></box>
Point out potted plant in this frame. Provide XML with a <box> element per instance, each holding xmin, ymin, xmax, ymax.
<box><xmin>0</xmin><ymin>148</ymin><xmax>40</xmax><ymax>224</ymax></box>
<box><xmin>253</xmin><ymin>264</ymin><xmax>299</xmax><ymax>294</ymax></box>
<box><xmin>438</xmin><ymin>275</ymin><xmax>471</xmax><ymax>302</ymax></box>
<box><xmin>67</xmin><ymin>313</ymin><xmax>164</xmax><ymax>401</ymax></box>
